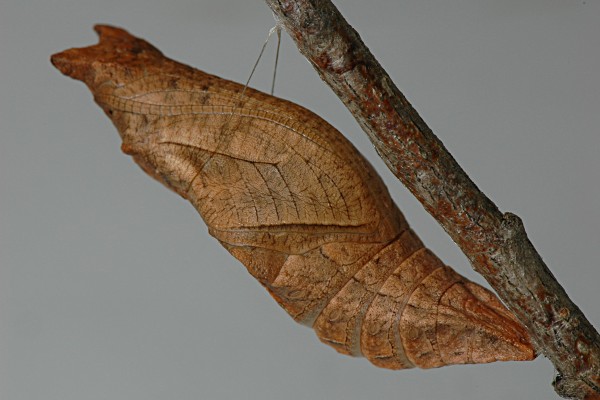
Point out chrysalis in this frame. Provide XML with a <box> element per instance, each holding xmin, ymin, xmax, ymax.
<box><xmin>51</xmin><ymin>25</ymin><xmax>535</xmax><ymax>369</ymax></box>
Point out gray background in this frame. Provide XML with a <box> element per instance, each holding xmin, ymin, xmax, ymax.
<box><xmin>2</xmin><ymin>1</ymin><xmax>599</xmax><ymax>399</ymax></box>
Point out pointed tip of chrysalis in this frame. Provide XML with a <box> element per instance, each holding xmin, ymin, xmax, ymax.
<box><xmin>400</xmin><ymin>266</ymin><xmax>536</xmax><ymax>368</ymax></box>
<box><xmin>436</xmin><ymin>281</ymin><xmax>536</xmax><ymax>365</ymax></box>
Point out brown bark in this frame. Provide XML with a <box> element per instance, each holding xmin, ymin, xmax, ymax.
<box><xmin>52</xmin><ymin>25</ymin><xmax>534</xmax><ymax>371</ymax></box>
<box><xmin>262</xmin><ymin>1</ymin><xmax>600</xmax><ymax>398</ymax></box>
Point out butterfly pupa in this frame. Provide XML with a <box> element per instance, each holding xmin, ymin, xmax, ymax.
<box><xmin>51</xmin><ymin>25</ymin><xmax>535</xmax><ymax>369</ymax></box>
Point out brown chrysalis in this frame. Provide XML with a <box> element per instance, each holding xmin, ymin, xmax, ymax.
<box><xmin>51</xmin><ymin>25</ymin><xmax>535</xmax><ymax>369</ymax></box>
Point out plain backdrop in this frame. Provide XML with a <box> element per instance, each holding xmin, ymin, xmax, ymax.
<box><xmin>1</xmin><ymin>1</ymin><xmax>599</xmax><ymax>399</ymax></box>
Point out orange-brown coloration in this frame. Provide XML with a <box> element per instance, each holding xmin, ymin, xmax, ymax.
<box><xmin>51</xmin><ymin>25</ymin><xmax>535</xmax><ymax>369</ymax></box>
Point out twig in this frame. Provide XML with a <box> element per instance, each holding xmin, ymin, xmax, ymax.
<box><xmin>263</xmin><ymin>1</ymin><xmax>600</xmax><ymax>398</ymax></box>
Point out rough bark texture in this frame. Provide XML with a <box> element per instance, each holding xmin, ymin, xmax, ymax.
<box><xmin>262</xmin><ymin>1</ymin><xmax>600</xmax><ymax>398</ymax></box>
<box><xmin>51</xmin><ymin>25</ymin><xmax>534</xmax><ymax>371</ymax></box>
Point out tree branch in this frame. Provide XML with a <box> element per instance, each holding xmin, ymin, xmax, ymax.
<box><xmin>263</xmin><ymin>1</ymin><xmax>600</xmax><ymax>398</ymax></box>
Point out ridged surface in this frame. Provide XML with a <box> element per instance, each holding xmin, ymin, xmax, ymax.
<box><xmin>51</xmin><ymin>25</ymin><xmax>535</xmax><ymax>369</ymax></box>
